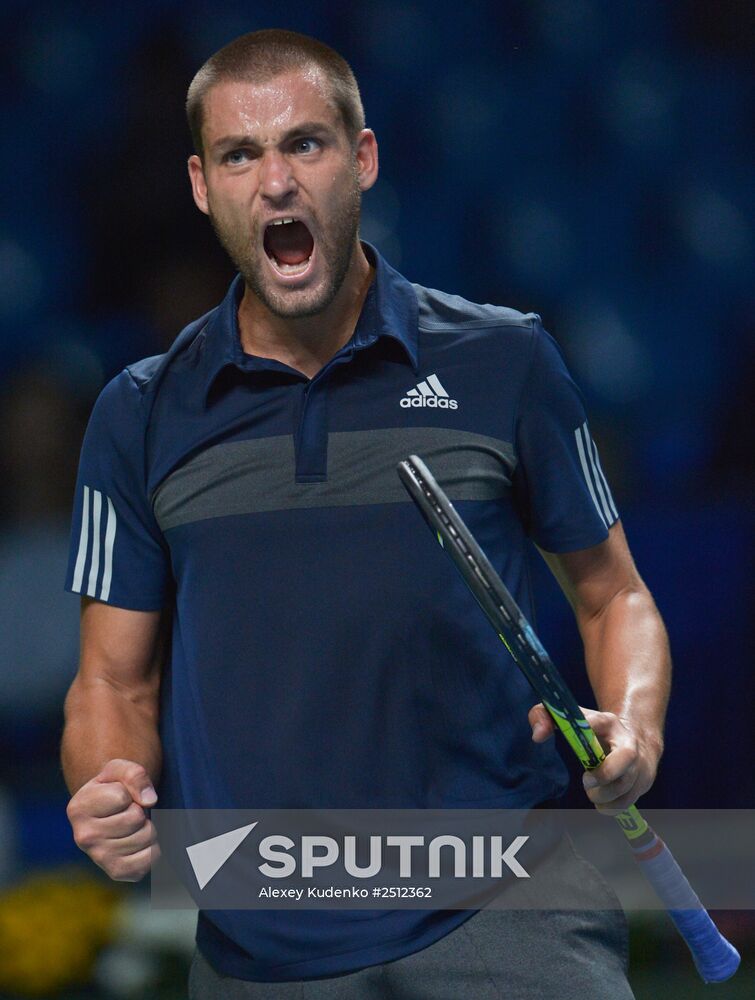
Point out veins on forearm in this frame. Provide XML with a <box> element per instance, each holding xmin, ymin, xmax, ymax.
<box><xmin>579</xmin><ymin>586</ymin><xmax>671</xmax><ymax>744</ymax></box>
<box><xmin>65</xmin><ymin>672</ymin><xmax>160</xmax><ymax>727</ymax></box>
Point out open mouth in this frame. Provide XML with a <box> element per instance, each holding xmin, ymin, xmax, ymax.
<box><xmin>263</xmin><ymin>218</ymin><xmax>315</xmax><ymax>277</ymax></box>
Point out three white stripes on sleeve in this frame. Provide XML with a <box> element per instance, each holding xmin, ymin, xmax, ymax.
<box><xmin>574</xmin><ymin>421</ymin><xmax>618</xmax><ymax>529</ymax></box>
<box><xmin>71</xmin><ymin>485</ymin><xmax>117</xmax><ymax>601</ymax></box>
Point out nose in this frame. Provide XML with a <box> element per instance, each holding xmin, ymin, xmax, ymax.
<box><xmin>258</xmin><ymin>149</ymin><xmax>297</xmax><ymax>202</ymax></box>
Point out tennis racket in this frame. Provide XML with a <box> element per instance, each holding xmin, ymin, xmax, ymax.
<box><xmin>397</xmin><ymin>454</ymin><xmax>740</xmax><ymax>984</ymax></box>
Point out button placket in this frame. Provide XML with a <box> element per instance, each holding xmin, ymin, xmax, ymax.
<box><xmin>293</xmin><ymin>349</ymin><xmax>355</xmax><ymax>483</ymax></box>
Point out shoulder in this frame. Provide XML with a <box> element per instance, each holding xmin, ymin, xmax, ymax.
<box><xmin>413</xmin><ymin>283</ymin><xmax>541</xmax><ymax>338</ymax></box>
<box><xmin>411</xmin><ymin>283</ymin><xmax>572</xmax><ymax>393</ymax></box>
<box><xmin>121</xmin><ymin>306</ymin><xmax>217</xmax><ymax>398</ymax></box>
<box><xmin>88</xmin><ymin>306</ymin><xmax>218</xmax><ymax>436</ymax></box>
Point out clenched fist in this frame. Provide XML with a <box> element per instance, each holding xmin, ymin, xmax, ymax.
<box><xmin>66</xmin><ymin>758</ymin><xmax>160</xmax><ymax>882</ymax></box>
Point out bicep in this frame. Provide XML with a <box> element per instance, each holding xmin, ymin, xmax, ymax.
<box><xmin>77</xmin><ymin>596</ymin><xmax>169</xmax><ymax>697</ymax></box>
<box><xmin>538</xmin><ymin>521</ymin><xmax>646</xmax><ymax>621</ymax></box>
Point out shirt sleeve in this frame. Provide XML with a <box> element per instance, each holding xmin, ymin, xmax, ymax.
<box><xmin>65</xmin><ymin>369</ymin><xmax>171</xmax><ymax>610</ymax></box>
<box><xmin>513</xmin><ymin>317</ymin><xmax>619</xmax><ymax>553</ymax></box>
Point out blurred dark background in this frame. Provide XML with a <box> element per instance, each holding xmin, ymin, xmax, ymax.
<box><xmin>0</xmin><ymin>1</ymin><xmax>752</xmax><ymax>996</ymax></box>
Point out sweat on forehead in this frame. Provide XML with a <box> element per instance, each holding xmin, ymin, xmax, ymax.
<box><xmin>201</xmin><ymin>70</ymin><xmax>341</xmax><ymax>141</ymax></box>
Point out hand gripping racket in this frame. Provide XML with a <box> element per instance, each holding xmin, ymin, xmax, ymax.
<box><xmin>398</xmin><ymin>454</ymin><xmax>740</xmax><ymax>983</ymax></box>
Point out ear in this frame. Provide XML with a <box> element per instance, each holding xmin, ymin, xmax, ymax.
<box><xmin>188</xmin><ymin>154</ymin><xmax>210</xmax><ymax>216</ymax></box>
<box><xmin>354</xmin><ymin>129</ymin><xmax>379</xmax><ymax>193</ymax></box>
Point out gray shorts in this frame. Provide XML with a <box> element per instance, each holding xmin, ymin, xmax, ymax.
<box><xmin>188</xmin><ymin>836</ymin><xmax>633</xmax><ymax>999</ymax></box>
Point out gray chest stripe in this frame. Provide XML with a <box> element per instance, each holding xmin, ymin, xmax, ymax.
<box><xmin>152</xmin><ymin>426</ymin><xmax>516</xmax><ymax>531</ymax></box>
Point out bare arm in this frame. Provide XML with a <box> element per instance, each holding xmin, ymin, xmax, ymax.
<box><xmin>531</xmin><ymin>520</ymin><xmax>671</xmax><ymax>813</ymax></box>
<box><xmin>62</xmin><ymin>596</ymin><xmax>169</xmax><ymax>880</ymax></box>
<box><xmin>62</xmin><ymin>597</ymin><xmax>168</xmax><ymax>792</ymax></box>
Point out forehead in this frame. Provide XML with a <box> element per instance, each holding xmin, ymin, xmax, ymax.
<box><xmin>201</xmin><ymin>69</ymin><xmax>340</xmax><ymax>143</ymax></box>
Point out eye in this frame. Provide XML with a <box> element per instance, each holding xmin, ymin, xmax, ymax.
<box><xmin>223</xmin><ymin>148</ymin><xmax>251</xmax><ymax>165</ymax></box>
<box><xmin>293</xmin><ymin>138</ymin><xmax>320</xmax><ymax>154</ymax></box>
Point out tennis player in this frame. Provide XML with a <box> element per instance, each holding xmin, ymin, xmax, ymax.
<box><xmin>62</xmin><ymin>29</ymin><xmax>671</xmax><ymax>998</ymax></box>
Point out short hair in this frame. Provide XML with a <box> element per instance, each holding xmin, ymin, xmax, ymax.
<box><xmin>186</xmin><ymin>29</ymin><xmax>365</xmax><ymax>158</ymax></box>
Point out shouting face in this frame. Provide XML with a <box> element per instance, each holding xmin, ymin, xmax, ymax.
<box><xmin>189</xmin><ymin>68</ymin><xmax>377</xmax><ymax>319</ymax></box>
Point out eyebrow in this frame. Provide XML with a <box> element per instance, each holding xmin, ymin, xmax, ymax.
<box><xmin>211</xmin><ymin>122</ymin><xmax>333</xmax><ymax>153</ymax></box>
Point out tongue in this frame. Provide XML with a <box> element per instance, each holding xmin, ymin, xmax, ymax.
<box><xmin>265</xmin><ymin>221</ymin><xmax>314</xmax><ymax>266</ymax></box>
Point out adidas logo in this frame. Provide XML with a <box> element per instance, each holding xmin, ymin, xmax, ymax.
<box><xmin>400</xmin><ymin>373</ymin><xmax>459</xmax><ymax>409</ymax></box>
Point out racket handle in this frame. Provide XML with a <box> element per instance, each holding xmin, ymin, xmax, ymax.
<box><xmin>629</xmin><ymin>828</ymin><xmax>740</xmax><ymax>982</ymax></box>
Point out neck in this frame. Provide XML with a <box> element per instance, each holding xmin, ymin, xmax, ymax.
<box><xmin>237</xmin><ymin>243</ymin><xmax>374</xmax><ymax>379</ymax></box>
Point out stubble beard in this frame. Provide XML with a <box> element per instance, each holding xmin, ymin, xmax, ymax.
<box><xmin>208</xmin><ymin>172</ymin><xmax>362</xmax><ymax>319</ymax></box>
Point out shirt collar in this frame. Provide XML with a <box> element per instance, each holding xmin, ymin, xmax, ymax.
<box><xmin>200</xmin><ymin>241</ymin><xmax>419</xmax><ymax>399</ymax></box>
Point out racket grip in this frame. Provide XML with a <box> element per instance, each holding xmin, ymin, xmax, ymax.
<box><xmin>630</xmin><ymin>831</ymin><xmax>740</xmax><ymax>982</ymax></box>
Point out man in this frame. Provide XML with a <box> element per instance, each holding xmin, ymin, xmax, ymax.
<box><xmin>62</xmin><ymin>29</ymin><xmax>670</xmax><ymax>998</ymax></box>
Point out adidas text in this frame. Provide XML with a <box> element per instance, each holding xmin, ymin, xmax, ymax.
<box><xmin>400</xmin><ymin>396</ymin><xmax>458</xmax><ymax>409</ymax></box>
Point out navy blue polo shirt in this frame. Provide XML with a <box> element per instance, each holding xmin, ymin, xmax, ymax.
<box><xmin>65</xmin><ymin>242</ymin><xmax>618</xmax><ymax>981</ymax></box>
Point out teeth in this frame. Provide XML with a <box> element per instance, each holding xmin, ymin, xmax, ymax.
<box><xmin>270</xmin><ymin>255</ymin><xmax>312</xmax><ymax>275</ymax></box>
<box><xmin>269</xmin><ymin>217</ymin><xmax>297</xmax><ymax>226</ymax></box>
